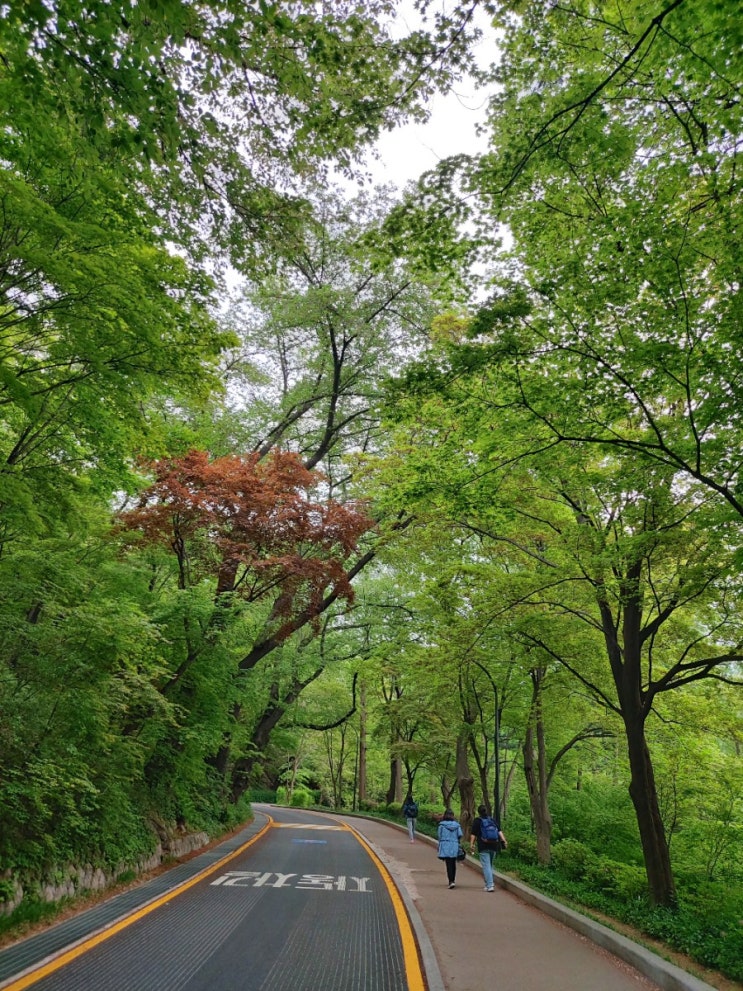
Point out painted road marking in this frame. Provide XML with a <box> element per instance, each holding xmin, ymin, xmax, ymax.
<box><xmin>210</xmin><ymin>872</ymin><xmax>371</xmax><ymax>891</ymax></box>
<box><xmin>2</xmin><ymin>813</ymin><xmax>422</xmax><ymax>991</ymax></box>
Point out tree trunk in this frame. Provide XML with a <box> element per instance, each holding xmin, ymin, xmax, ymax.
<box><xmin>358</xmin><ymin>683</ymin><xmax>367</xmax><ymax>804</ymax></box>
<box><xmin>600</xmin><ymin>560</ymin><xmax>677</xmax><ymax>908</ymax></box>
<box><xmin>229</xmin><ymin>669</ymin><xmax>323</xmax><ymax>802</ymax></box>
<box><xmin>624</xmin><ymin>713</ymin><xmax>677</xmax><ymax>906</ymax></box>
<box><xmin>523</xmin><ymin>667</ymin><xmax>553</xmax><ymax>864</ymax></box>
<box><xmin>385</xmin><ymin>757</ymin><xmax>403</xmax><ymax>804</ymax></box>
<box><xmin>456</xmin><ymin>731</ymin><xmax>475</xmax><ymax>839</ymax></box>
<box><xmin>502</xmin><ymin>757</ymin><xmax>517</xmax><ymax>818</ymax></box>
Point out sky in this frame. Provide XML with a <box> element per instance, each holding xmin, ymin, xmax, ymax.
<box><xmin>366</xmin><ymin>75</ymin><xmax>493</xmax><ymax>188</ymax></box>
<box><xmin>364</xmin><ymin>2</ymin><xmax>498</xmax><ymax>189</ymax></box>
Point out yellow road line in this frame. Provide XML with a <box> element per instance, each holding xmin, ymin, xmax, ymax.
<box><xmin>338</xmin><ymin>819</ymin><xmax>425</xmax><ymax>991</ymax></box>
<box><xmin>271</xmin><ymin>823</ymin><xmax>344</xmax><ymax>830</ymax></box>
<box><xmin>2</xmin><ymin>817</ymin><xmax>273</xmax><ymax>991</ymax></box>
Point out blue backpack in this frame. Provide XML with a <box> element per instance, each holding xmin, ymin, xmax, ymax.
<box><xmin>480</xmin><ymin>816</ymin><xmax>500</xmax><ymax>844</ymax></box>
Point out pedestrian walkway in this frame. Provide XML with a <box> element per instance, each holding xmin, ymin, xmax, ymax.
<box><xmin>333</xmin><ymin>813</ymin><xmax>719</xmax><ymax>991</ymax></box>
<box><xmin>0</xmin><ymin>809</ymin><xmax>720</xmax><ymax>991</ymax></box>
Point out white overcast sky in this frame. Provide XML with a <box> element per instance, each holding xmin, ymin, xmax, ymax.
<box><xmin>366</xmin><ymin>81</ymin><xmax>491</xmax><ymax>188</ymax></box>
<box><xmin>364</xmin><ymin>2</ymin><xmax>498</xmax><ymax>188</ymax></box>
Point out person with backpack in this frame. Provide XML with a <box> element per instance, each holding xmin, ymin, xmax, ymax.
<box><xmin>469</xmin><ymin>804</ymin><xmax>507</xmax><ymax>892</ymax></box>
<box><xmin>437</xmin><ymin>808</ymin><xmax>464</xmax><ymax>888</ymax></box>
<box><xmin>402</xmin><ymin>794</ymin><xmax>419</xmax><ymax>842</ymax></box>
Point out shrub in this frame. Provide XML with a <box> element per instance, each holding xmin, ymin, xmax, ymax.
<box><xmin>584</xmin><ymin>857</ymin><xmax>647</xmax><ymax>899</ymax></box>
<box><xmin>549</xmin><ymin>779</ymin><xmax>640</xmax><ymax>863</ymax></box>
<box><xmin>247</xmin><ymin>789</ymin><xmax>277</xmax><ymax>804</ymax></box>
<box><xmin>0</xmin><ymin>878</ymin><xmax>16</xmax><ymax>904</ymax></box>
<box><xmin>508</xmin><ymin>836</ymin><xmax>538</xmax><ymax>864</ymax></box>
<box><xmin>551</xmin><ymin>839</ymin><xmax>598</xmax><ymax>881</ymax></box>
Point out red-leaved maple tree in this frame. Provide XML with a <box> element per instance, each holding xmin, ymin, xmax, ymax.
<box><xmin>119</xmin><ymin>449</ymin><xmax>375</xmax><ymax>633</ymax></box>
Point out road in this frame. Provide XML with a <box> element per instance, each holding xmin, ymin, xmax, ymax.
<box><xmin>2</xmin><ymin>808</ymin><xmax>715</xmax><ymax>991</ymax></box>
<box><xmin>1</xmin><ymin>808</ymin><xmax>423</xmax><ymax>991</ymax></box>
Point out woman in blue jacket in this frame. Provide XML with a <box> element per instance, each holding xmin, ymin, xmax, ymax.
<box><xmin>437</xmin><ymin>808</ymin><xmax>463</xmax><ymax>888</ymax></box>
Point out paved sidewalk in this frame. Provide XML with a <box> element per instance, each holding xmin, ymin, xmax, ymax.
<box><xmin>334</xmin><ymin>814</ymin><xmax>719</xmax><ymax>991</ymax></box>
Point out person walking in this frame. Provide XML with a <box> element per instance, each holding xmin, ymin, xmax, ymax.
<box><xmin>402</xmin><ymin>794</ymin><xmax>419</xmax><ymax>843</ymax></box>
<box><xmin>469</xmin><ymin>804</ymin><xmax>507</xmax><ymax>892</ymax></box>
<box><xmin>437</xmin><ymin>808</ymin><xmax>463</xmax><ymax>888</ymax></box>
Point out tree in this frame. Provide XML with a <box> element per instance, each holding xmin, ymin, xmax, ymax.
<box><xmin>371</xmin><ymin>351</ymin><xmax>743</xmax><ymax>903</ymax></box>
<box><xmin>520</xmin><ymin>662</ymin><xmax>613</xmax><ymax>865</ymax></box>
<box><xmin>0</xmin><ymin>1</ymin><xmax>481</xmax><ymax>539</ymax></box>
<box><xmin>372</xmin><ymin>0</ymin><xmax>743</xmax><ymax>905</ymax></box>
<box><xmin>145</xmin><ymin>188</ymin><xmax>444</xmax><ymax>798</ymax></box>
<box><xmin>494</xmin><ymin>452</ymin><xmax>743</xmax><ymax>903</ymax></box>
<box><xmin>117</xmin><ymin>448</ymin><xmax>374</xmax><ymax>793</ymax></box>
<box><xmin>0</xmin><ymin>519</ymin><xmax>177</xmax><ymax>870</ymax></box>
<box><xmin>466</xmin><ymin>0</ymin><xmax>743</xmax><ymax>526</ymax></box>
<box><xmin>1</xmin><ymin>1</ymin><xmax>487</xmax><ymax>268</ymax></box>
<box><xmin>0</xmin><ymin>129</ymin><xmax>232</xmax><ymax>543</ymax></box>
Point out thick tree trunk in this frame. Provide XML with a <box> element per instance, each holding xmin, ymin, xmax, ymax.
<box><xmin>230</xmin><ymin>692</ymin><xmax>285</xmax><ymax>802</ymax></box>
<box><xmin>456</xmin><ymin>731</ymin><xmax>475</xmax><ymax>839</ymax></box>
<box><xmin>385</xmin><ymin>757</ymin><xmax>403</xmax><ymax>804</ymax></box>
<box><xmin>229</xmin><ymin>669</ymin><xmax>323</xmax><ymax>802</ymax></box>
<box><xmin>599</xmin><ymin>560</ymin><xmax>678</xmax><ymax>908</ymax></box>
<box><xmin>624</xmin><ymin>714</ymin><xmax>677</xmax><ymax>906</ymax></box>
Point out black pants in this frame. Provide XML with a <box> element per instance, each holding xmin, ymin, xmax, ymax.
<box><xmin>443</xmin><ymin>857</ymin><xmax>457</xmax><ymax>884</ymax></box>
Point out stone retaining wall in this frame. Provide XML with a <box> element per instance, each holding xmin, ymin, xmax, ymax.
<box><xmin>0</xmin><ymin>830</ymin><xmax>209</xmax><ymax>917</ymax></box>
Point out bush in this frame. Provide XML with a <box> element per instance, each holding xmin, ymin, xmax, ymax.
<box><xmin>503</xmin><ymin>846</ymin><xmax>741</xmax><ymax>983</ymax></box>
<box><xmin>247</xmin><ymin>789</ymin><xmax>277</xmax><ymax>804</ymax></box>
<box><xmin>549</xmin><ymin>780</ymin><xmax>641</xmax><ymax>863</ymax></box>
<box><xmin>584</xmin><ymin>858</ymin><xmax>647</xmax><ymax>900</ymax></box>
<box><xmin>551</xmin><ymin>839</ymin><xmax>598</xmax><ymax>881</ymax></box>
<box><xmin>508</xmin><ymin>836</ymin><xmax>538</xmax><ymax>864</ymax></box>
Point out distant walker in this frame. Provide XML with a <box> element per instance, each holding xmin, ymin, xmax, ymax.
<box><xmin>402</xmin><ymin>795</ymin><xmax>419</xmax><ymax>843</ymax></box>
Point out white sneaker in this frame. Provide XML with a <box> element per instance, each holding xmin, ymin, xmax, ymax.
<box><xmin>448</xmin><ymin>882</ymin><xmax>456</xmax><ymax>888</ymax></box>
<box><xmin>486</xmin><ymin>886</ymin><xmax>494</xmax><ymax>892</ymax></box>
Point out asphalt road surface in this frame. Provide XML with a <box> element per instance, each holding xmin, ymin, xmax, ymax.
<box><xmin>3</xmin><ymin>808</ymin><xmax>423</xmax><ymax>991</ymax></box>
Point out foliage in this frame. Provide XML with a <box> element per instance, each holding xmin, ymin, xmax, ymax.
<box><xmin>275</xmin><ymin>786</ymin><xmax>316</xmax><ymax>809</ymax></box>
<box><xmin>506</xmin><ymin>851</ymin><xmax>743</xmax><ymax>982</ymax></box>
<box><xmin>0</xmin><ymin>0</ymin><xmax>484</xmax><ymax>269</ymax></box>
<box><xmin>549</xmin><ymin>839</ymin><xmax>598</xmax><ymax>882</ymax></box>
<box><xmin>119</xmin><ymin>448</ymin><xmax>374</xmax><ymax>615</ymax></box>
<box><xmin>1</xmin><ymin>5</ymin><xmax>741</xmax><ymax>985</ymax></box>
<box><xmin>549</xmin><ymin>779</ymin><xmax>642</xmax><ymax>865</ymax></box>
<box><xmin>248</xmin><ymin>789</ymin><xmax>278</xmax><ymax>805</ymax></box>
